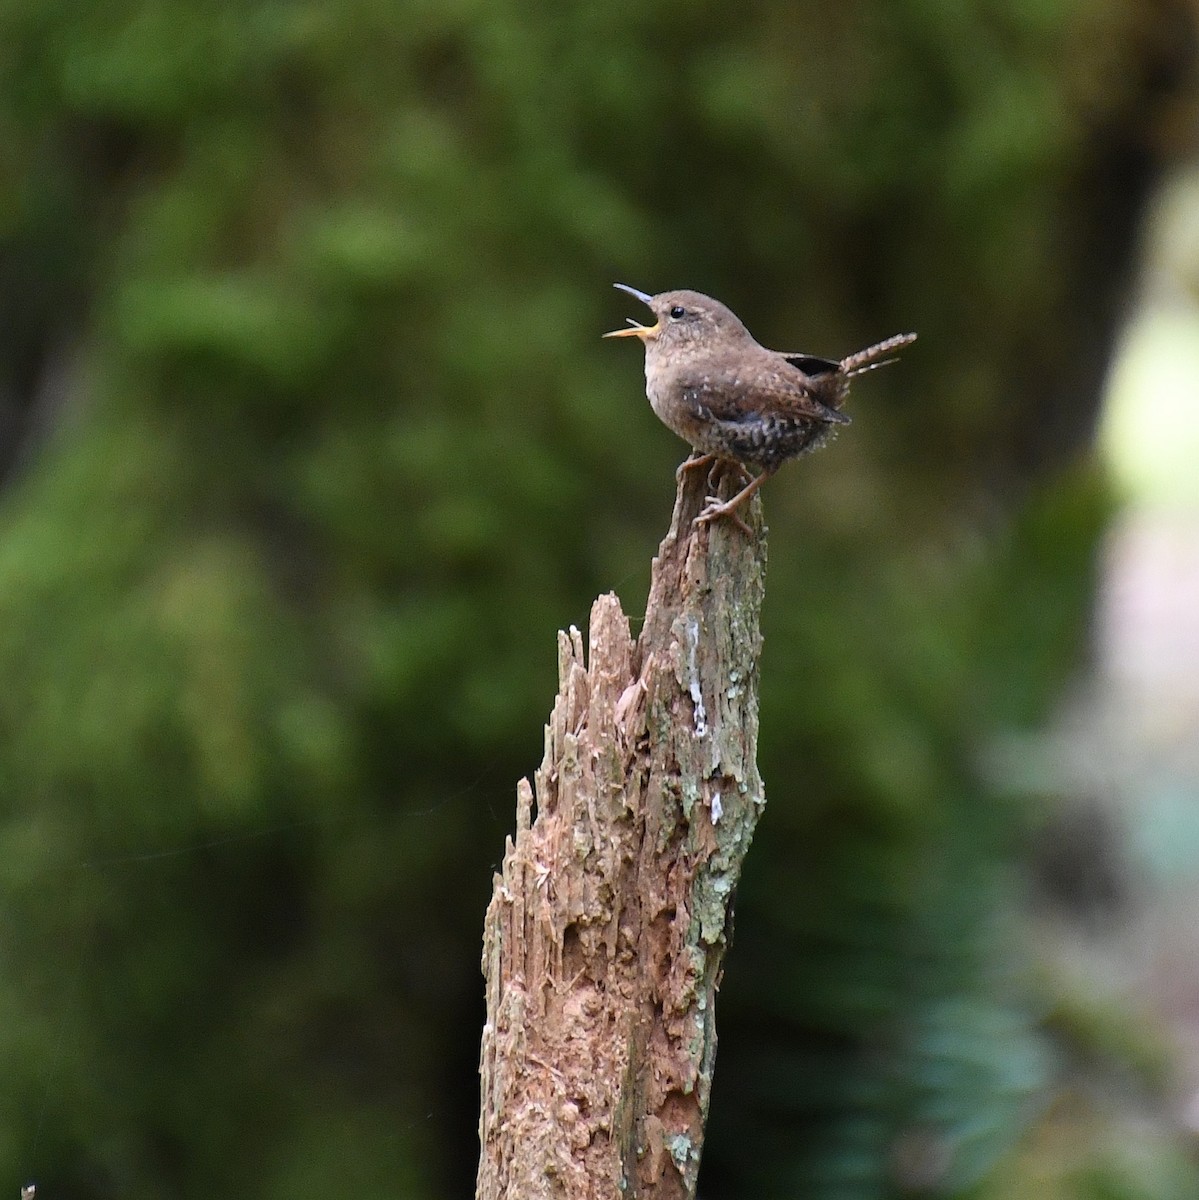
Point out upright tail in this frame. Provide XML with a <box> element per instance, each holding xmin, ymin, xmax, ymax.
<box><xmin>840</xmin><ymin>332</ymin><xmax>917</xmax><ymax>378</ymax></box>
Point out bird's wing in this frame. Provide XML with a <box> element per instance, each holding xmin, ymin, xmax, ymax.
<box><xmin>779</xmin><ymin>352</ymin><xmax>841</xmax><ymax>377</ymax></box>
<box><xmin>679</xmin><ymin>360</ymin><xmax>849</xmax><ymax>426</ymax></box>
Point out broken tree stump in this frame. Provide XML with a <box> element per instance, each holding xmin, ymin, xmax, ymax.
<box><xmin>477</xmin><ymin>465</ymin><xmax>768</xmax><ymax>1199</ymax></box>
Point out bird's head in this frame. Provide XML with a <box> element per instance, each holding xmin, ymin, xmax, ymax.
<box><xmin>603</xmin><ymin>285</ymin><xmax>752</xmax><ymax>358</ymax></box>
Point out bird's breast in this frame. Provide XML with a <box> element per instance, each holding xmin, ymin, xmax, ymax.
<box><xmin>645</xmin><ymin>369</ymin><xmax>685</xmax><ymax>433</ymax></box>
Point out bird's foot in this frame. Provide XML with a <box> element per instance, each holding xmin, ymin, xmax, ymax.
<box><xmin>691</xmin><ymin>467</ymin><xmax>773</xmax><ymax>536</ymax></box>
<box><xmin>694</xmin><ymin>496</ymin><xmax>753</xmax><ymax>537</ymax></box>
<box><xmin>676</xmin><ymin>452</ymin><xmax>717</xmax><ymax>481</ymax></box>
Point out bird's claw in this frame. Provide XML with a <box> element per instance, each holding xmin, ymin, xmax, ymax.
<box><xmin>694</xmin><ymin>497</ymin><xmax>753</xmax><ymax>537</ymax></box>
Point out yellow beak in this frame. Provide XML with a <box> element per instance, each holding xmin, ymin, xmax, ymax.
<box><xmin>604</xmin><ymin>282</ymin><xmax>659</xmax><ymax>340</ymax></box>
<box><xmin>603</xmin><ymin>319</ymin><xmax>660</xmax><ymax>340</ymax></box>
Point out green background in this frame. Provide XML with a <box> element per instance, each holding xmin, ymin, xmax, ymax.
<box><xmin>0</xmin><ymin>1</ymin><xmax>1195</xmax><ymax>1196</ymax></box>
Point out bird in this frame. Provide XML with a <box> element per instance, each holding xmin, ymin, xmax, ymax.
<box><xmin>604</xmin><ymin>284</ymin><xmax>916</xmax><ymax>531</ymax></box>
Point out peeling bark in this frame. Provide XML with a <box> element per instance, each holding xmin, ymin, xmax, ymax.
<box><xmin>477</xmin><ymin>467</ymin><xmax>768</xmax><ymax>1200</ymax></box>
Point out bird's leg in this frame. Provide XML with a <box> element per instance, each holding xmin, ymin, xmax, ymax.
<box><xmin>694</xmin><ymin>467</ymin><xmax>776</xmax><ymax>534</ymax></box>
<box><xmin>676</xmin><ymin>452</ymin><xmax>717</xmax><ymax>481</ymax></box>
<box><xmin>721</xmin><ymin>461</ymin><xmax>751</xmax><ymax>485</ymax></box>
<box><xmin>679</xmin><ymin>454</ymin><xmax>751</xmax><ymax>495</ymax></box>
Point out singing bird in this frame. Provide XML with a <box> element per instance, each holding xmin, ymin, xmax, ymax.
<box><xmin>605</xmin><ymin>284</ymin><xmax>915</xmax><ymax>530</ymax></box>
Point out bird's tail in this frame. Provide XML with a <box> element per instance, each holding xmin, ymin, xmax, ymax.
<box><xmin>841</xmin><ymin>332</ymin><xmax>918</xmax><ymax>378</ymax></box>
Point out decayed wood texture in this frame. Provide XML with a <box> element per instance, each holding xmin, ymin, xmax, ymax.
<box><xmin>477</xmin><ymin>466</ymin><xmax>768</xmax><ymax>1199</ymax></box>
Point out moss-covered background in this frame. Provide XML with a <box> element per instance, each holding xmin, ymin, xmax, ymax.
<box><xmin>1</xmin><ymin>1</ymin><xmax>1196</xmax><ymax>1197</ymax></box>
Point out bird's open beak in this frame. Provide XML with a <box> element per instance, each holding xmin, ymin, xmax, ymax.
<box><xmin>603</xmin><ymin>283</ymin><xmax>660</xmax><ymax>339</ymax></box>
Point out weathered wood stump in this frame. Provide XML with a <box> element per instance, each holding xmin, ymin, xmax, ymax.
<box><xmin>477</xmin><ymin>466</ymin><xmax>768</xmax><ymax>1199</ymax></box>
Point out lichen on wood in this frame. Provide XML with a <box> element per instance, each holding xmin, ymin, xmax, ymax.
<box><xmin>477</xmin><ymin>466</ymin><xmax>768</xmax><ymax>1199</ymax></box>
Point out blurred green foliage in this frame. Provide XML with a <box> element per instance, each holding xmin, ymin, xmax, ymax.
<box><xmin>0</xmin><ymin>0</ymin><xmax>1194</xmax><ymax>1197</ymax></box>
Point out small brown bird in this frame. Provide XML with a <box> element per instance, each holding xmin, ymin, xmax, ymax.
<box><xmin>605</xmin><ymin>285</ymin><xmax>915</xmax><ymax>530</ymax></box>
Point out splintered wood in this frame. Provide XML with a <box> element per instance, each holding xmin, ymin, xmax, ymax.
<box><xmin>477</xmin><ymin>468</ymin><xmax>767</xmax><ymax>1200</ymax></box>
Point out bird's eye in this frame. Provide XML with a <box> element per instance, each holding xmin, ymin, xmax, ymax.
<box><xmin>669</xmin><ymin>305</ymin><xmax>686</xmax><ymax>320</ymax></box>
